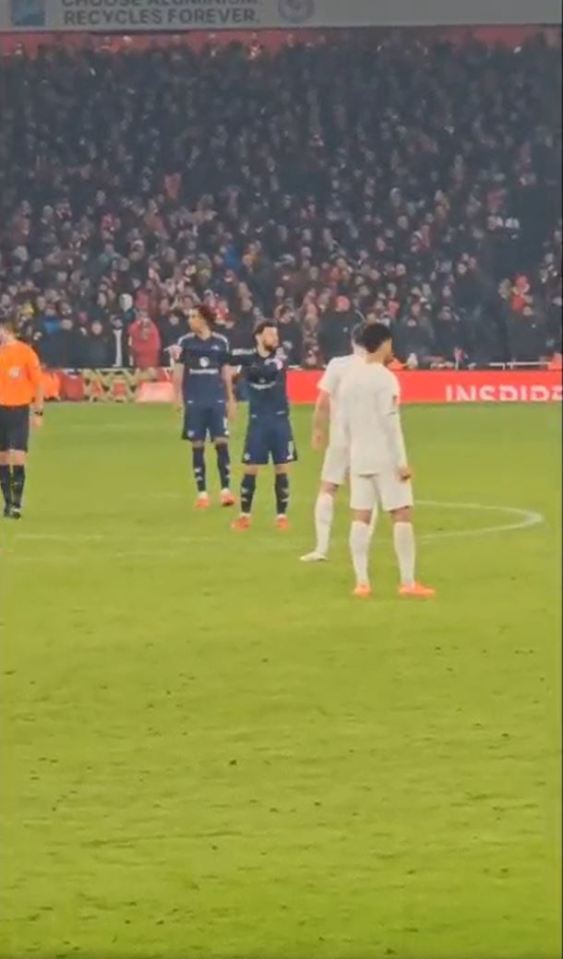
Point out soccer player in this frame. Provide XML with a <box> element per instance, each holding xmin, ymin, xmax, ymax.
<box><xmin>232</xmin><ymin>321</ymin><xmax>297</xmax><ymax>531</ymax></box>
<box><xmin>0</xmin><ymin>316</ymin><xmax>44</xmax><ymax>519</ymax></box>
<box><xmin>339</xmin><ymin>322</ymin><xmax>435</xmax><ymax>599</ymax></box>
<box><xmin>301</xmin><ymin>325</ymin><xmax>368</xmax><ymax>562</ymax></box>
<box><xmin>173</xmin><ymin>304</ymin><xmax>236</xmax><ymax>509</ymax></box>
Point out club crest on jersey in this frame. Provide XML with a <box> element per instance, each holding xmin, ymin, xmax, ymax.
<box><xmin>8</xmin><ymin>366</ymin><xmax>22</xmax><ymax>379</ymax></box>
<box><xmin>199</xmin><ymin>357</ymin><xmax>210</xmax><ymax>368</ymax></box>
<box><xmin>278</xmin><ymin>0</ymin><xmax>315</xmax><ymax>25</ymax></box>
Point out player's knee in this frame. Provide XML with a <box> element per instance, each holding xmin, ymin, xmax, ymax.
<box><xmin>353</xmin><ymin>510</ymin><xmax>371</xmax><ymax>526</ymax></box>
<box><xmin>320</xmin><ymin>482</ymin><xmax>338</xmax><ymax>496</ymax></box>
<box><xmin>244</xmin><ymin>466</ymin><xmax>259</xmax><ymax>477</ymax></box>
<box><xmin>391</xmin><ymin>506</ymin><xmax>413</xmax><ymax>523</ymax></box>
<box><xmin>191</xmin><ymin>441</ymin><xmax>205</xmax><ymax>449</ymax></box>
<box><xmin>274</xmin><ymin>465</ymin><xmax>289</xmax><ymax>476</ymax></box>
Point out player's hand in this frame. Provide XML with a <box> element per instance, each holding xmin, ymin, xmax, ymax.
<box><xmin>311</xmin><ymin>429</ymin><xmax>324</xmax><ymax>452</ymax></box>
<box><xmin>227</xmin><ymin>399</ymin><xmax>237</xmax><ymax>423</ymax></box>
<box><xmin>398</xmin><ymin>465</ymin><xmax>413</xmax><ymax>482</ymax></box>
<box><xmin>31</xmin><ymin>413</ymin><xmax>44</xmax><ymax>430</ymax></box>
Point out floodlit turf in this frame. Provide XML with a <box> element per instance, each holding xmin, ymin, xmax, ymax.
<box><xmin>0</xmin><ymin>403</ymin><xmax>561</xmax><ymax>959</ymax></box>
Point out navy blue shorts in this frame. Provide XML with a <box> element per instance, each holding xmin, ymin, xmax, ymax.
<box><xmin>243</xmin><ymin>414</ymin><xmax>297</xmax><ymax>466</ymax></box>
<box><xmin>0</xmin><ymin>405</ymin><xmax>30</xmax><ymax>453</ymax></box>
<box><xmin>182</xmin><ymin>403</ymin><xmax>228</xmax><ymax>443</ymax></box>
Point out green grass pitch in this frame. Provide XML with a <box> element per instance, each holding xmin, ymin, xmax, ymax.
<box><xmin>0</xmin><ymin>403</ymin><xmax>561</xmax><ymax>959</ymax></box>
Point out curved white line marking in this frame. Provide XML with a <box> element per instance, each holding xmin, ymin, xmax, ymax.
<box><xmin>417</xmin><ymin>499</ymin><xmax>544</xmax><ymax>542</ymax></box>
<box><xmin>9</xmin><ymin>500</ymin><xmax>544</xmax><ymax>550</ymax></box>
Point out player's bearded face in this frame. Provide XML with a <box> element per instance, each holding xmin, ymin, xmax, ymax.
<box><xmin>261</xmin><ymin>328</ymin><xmax>279</xmax><ymax>351</ymax></box>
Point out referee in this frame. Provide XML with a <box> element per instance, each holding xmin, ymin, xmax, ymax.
<box><xmin>0</xmin><ymin>316</ymin><xmax>44</xmax><ymax>519</ymax></box>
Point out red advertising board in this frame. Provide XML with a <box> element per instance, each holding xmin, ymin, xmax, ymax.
<box><xmin>287</xmin><ymin>369</ymin><xmax>563</xmax><ymax>405</ymax></box>
<box><xmin>48</xmin><ymin>368</ymin><xmax>562</xmax><ymax>404</ymax></box>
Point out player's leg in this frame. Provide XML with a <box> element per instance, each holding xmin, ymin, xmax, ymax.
<box><xmin>182</xmin><ymin>404</ymin><xmax>209</xmax><ymax>507</ymax></box>
<box><xmin>302</xmin><ymin>443</ymin><xmax>349</xmax><ymax>562</ymax></box>
<box><xmin>272</xmin><ymin>418</ymin><xmax>297</xmax><ymax>530</ymax></box>
<box><xmin>274</xmin><ymin>464</ymin><xmax>290</xmax><ymax>530</ymax></box>
<box><xmin>4</xmin><ymin>408</ymin><xmax>30</xmax><ymax>519</ymax></box>
<box><xmin>0</xmin><ymin>409</ymin><xmax>13</xmax><ymax>515</ymax></box>
<box><xmin>232</xmin><ymin>420</ymin><xmax>266</xmax><ymax>530</ymax></box>
<box><xmin>0</xmin><ymin>452</ymin><xmax>12</xmax><ymax>516</ymax></box>
<box><xmin>349</xmin><ymin>475</ymin><xmax>377</xmax><ymax>597</ymax></box>
<box><xmin>9</xmin><ymin>449</ymin><xmax>27</xmax><ymax>519</ymax></box>
<box><xmin>211</xmin><ymin>406</ymin><xmax>235</xmax><ymax>507</ymax></box>
<box><xmin>379</xmin><ymin>474</ymin><xmax>435</xmax><ymax>598</ymax></box>
<box><xmin>232</xmin><ymin>465</ymin><xmax>258</xmax><ymax>530</ymax></box>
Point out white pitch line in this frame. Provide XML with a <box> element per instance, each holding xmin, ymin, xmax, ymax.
<box><xmin>417</xmin><ymin>500</ymin><xmax>544</xmax><ymax>542</ymax></box>
<box><xmin>3</xmin><ymin>501</ymin><xmax>545</xmax><ymax>558</ymax></box>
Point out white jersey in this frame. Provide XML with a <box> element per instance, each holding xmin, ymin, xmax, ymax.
<box><xmin>318</xmin><ymin>353</ymin><xmax>364</xmax><ymax>446</ymax></box>
<box><xmin>339</xmin><ymin>361</ymin><xmax>408</xmax><ymax>476</ymax></box>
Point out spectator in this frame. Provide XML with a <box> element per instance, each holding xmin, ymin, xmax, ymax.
<box><xmin>129</xmin><ymin>313</ymin><xmax>162</xmax><ymax>370</ymax></box>
<box><xmin>81</xmin><ymin>322</ymin><xmax>112</xmax><ymax>369</ymax></box>
<box><xmin>319</xmin><ymin>297</ymin><xmax>358</xmax><ymax>363</ymax></box>
<box><xmin>276</xmin><ymin>306</ymin><xmax>303</xmax><ymax>366</ymax></box>
<box><xmin>0</xmin><ymin>33</ymin><xmax>559</xmax><ymax>369</ymax></box>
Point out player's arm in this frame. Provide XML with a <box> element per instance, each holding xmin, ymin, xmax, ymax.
<box><xmin>27</xmin><ymin>347</ymin><xmax>44</xmax><ymax>426</ymax></box>
<box><xmin>312</xmin><ymin>390</ymin><xmax>330</xmax><ymax>451</ymax></box>
<box><xmin>172</xmin><ymin>356</ymin><xmax>185</xmax><ymax>411</ymax></box>
<box><xmin>378</xmin><ymin>380</ymin><xmax>410</xmax><ymax>479</ymax></box>
<box><xmin>222</xmin><ymin>363</ymin><xmax>237</xmax><ymax>422</ymax></box>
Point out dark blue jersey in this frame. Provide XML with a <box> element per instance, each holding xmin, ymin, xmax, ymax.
<box><xmin>243</xmin><ymin>349</ymin><xmax>290</xmax><ymax>417</ymax></box>
<box><xmin>178</xmin><ymin>332</ymin><xmax>230</xmax><ymax>405</ymax></box>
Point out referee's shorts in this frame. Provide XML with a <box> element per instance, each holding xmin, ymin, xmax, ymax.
<box><xmin>0</xmin><ymin>405</ymin><xmax>30</xmax><ymax>453</ymax></box>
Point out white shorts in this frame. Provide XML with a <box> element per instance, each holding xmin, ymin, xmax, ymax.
<box><xmin>321</xmin><ymin>444</ymin><xmax>349</xmax><ymax>486</ymax></box>
<box><xmin>350</xmin><ymin>471</ymin><xmax>414</xmax><ymax>513</ymax></box>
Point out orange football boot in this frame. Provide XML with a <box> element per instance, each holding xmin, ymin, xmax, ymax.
<box><xmin>353</xmin><ymin>584</ymin><xmax>372</xmax><ymax>599</ymax></box>
<box><xmin>232</xmin><ymin>515</ymin><xmax>251</xmax><ymax>532</ymax></box>
<box><xmin>276</xmin><ymin>515</ymin><xmax>290</xmax><ymax>531</ymax></box>
<box><xmin>220</xmin><ymin>491</ymin><xmax>236</xmax><ymax>508</ymax></box>
<box><xmin>398</xmin><ymin>582</ymin><xmax>436</xmax><ymax>599</ymax></box>
<box><xmin>195</xmin><ymin>494</ymin><xmax>211</xmax><ymax>510</ymax></box>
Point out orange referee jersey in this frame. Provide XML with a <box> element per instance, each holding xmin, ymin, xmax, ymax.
<box><xmin>0</xmin><ymin>340</ymin><xmax>42</xmax><ymax>407</ymax></box>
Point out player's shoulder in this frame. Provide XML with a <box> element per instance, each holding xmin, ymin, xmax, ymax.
<box><xmin>18</xmin><ymin>341</ymin><xmax>38</xmax><ymax>361</ymax></box>
<box><xmin>213</xmin><ymin>333</ymin><xmax>230</xmax><ymax>349</ymax></box>
<box><xmin>179</xmin><ymin>333</ymin><xmax>195</xmax><ymax>345</ymax></box>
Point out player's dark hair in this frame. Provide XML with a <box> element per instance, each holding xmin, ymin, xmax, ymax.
<box><xmin>0</xmin><ymin>315</ymin><xmax>18</xmax><ymax>334</ymax></box>
<box><xmin>351</xmin><ymin>323</ymin><xmax>365</xmax><ymax>347</ymax></box>
<box><xmin>362</xmin><ymin>322</ymin><xmax>393</xmax><ymax>354</ymax></box>
<box><xmin>254</xmin><ymin>320</ymin><xmax>277</xmax><ymax>339</ymax></box>
<box><xmin>196</xmin><ymin>303</ymin><xmax>216</xmax><ymax>328</ymax></box>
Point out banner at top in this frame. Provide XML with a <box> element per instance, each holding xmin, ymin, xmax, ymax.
<box><xmin>1</xmin><ymin>0</ymin><xmax>560</xmax><ymax>32</ymax></box>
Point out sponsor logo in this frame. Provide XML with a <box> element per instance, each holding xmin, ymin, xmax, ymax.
<box><xmin>445</xmin><ymin>383</ymin><xmax>563</xmax><ymax>403</ymax></box>
<box><xmin>278</xmin><ymin>0</ymin><xmax>315</xmax><ymax>25</ymax></box>
<box><xmin>10</xmin><ymin>0</ymin><xmax>45</xmax><ymax>28</ymax></box>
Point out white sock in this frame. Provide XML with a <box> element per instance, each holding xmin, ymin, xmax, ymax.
<box><xmin>393</xmin><ymin>522</ymin><xmax>416</xmax><ymax>586</ymax></box>
<box><xmin>349</xmin><ymin>521</ymin><xmax>371</xmax><ymax>586</ymax></box>
<box><xmin>314</xmin><ymin>492</ymin><xmax>334</xmax><ymax>557</ymax></box>
<box><xmin>368</xmin><ymin>504</ymin><xmax>379</xmax><ymax>541</ymax></box>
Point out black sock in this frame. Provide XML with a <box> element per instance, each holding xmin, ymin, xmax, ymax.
<box><xmin>0</xmin><ymin>465</ymin><xmax>11</xmax><ymax>509</ymax></box>
<box><xmin>192</xmin><ymin>447</ymin><xmax>207</xmax><ymax>494</ymax></box>
<box><xmin>11</xmin><ymin>465</ymin><xmax>26</xmax><ymax>510</ymax></box>
<box><xmin>216</xmin><ymin>444</ymin><xmax>231</xmax><ymax>490</ymax></box>
<box><xmin>240</xmin><ymin>474</ymin><xmax>256</xmax><ymax>515</ymax></box>
<box><xmin>275</xmin><ymin>473</ymin><xmax>290</xmax><ymax>516</ymax></box>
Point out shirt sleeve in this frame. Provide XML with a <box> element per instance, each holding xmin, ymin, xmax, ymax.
<box><xmin>26</xmin><ymin>346</ymin><xmax>42</xmax><ymax>395</ymax></box>
<box><xmin>378</xmin><ymin>373</ymin><xmax>408</xmax><ymax>469</ymax></box>
<box><xmin>318</xmin><ymin>359</ymin><xmax>337</xmax><ymax>395</ymax></box>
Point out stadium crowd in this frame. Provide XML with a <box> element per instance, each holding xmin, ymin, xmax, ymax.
<box><xmin>0</xmin><ymin>32</ymin><xmax>561</xmax><ymax>370</ymax></box>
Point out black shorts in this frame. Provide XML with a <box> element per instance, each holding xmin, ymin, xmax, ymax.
<box><xmin>0</xmin><ymin>405</ymin><xmax>30</xmax><ymax>453</ymax></box>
